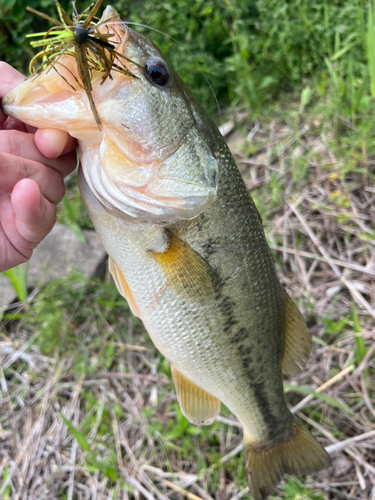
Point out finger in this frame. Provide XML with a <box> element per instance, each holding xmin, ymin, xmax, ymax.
<box><xmin>0</xmin><ymin>151</ymin><xmax>66</xmax><ymax>205</ymax></box>
<box><xmin>0</xmin><ymin>193</ymin><xmax>32</xmax><ymax>270</ymax></box>
<box><xmin>0</xmin><ymin>130</ymin><xmax>77</xmax><ymax>176</ymax></box>
<box><xmin>1</xmin><ymin>115</ymin><xmax>36</xmax><ymax>133</ymax></box>
<box><xmin>34</xmin><ymin>128</ymin><xmax>78</xmax><ymax>159</ymax></box>
<box><xmin>12</xmin><ymin>178</ymin><xmax>56</xmax><ymax>245</ymax></box>
<box><xmin>0</xmin><ymin>62</ymin><xmax>25</xmax><ymax>125</ymax></box>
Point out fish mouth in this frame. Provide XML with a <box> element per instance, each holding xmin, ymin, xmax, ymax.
<box><xmin>2</xmin><ymin>80</ymin><xmax>104</xmax><ymax>142</ymax></box>
<box><xmin>1</xmin><ymin>6</ymin><xmax>136</xmax><ymax>141</ymax></box>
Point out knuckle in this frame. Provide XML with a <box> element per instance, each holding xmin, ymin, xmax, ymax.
<box><xmin>0</xmin><ymin>129</ymin><xmax>16</xmax><ymax>156</ymax></box>
<box><xmin>17</xmin><ymin>155</ymin><xmax>32</xmax><ymax>179</ymax></box>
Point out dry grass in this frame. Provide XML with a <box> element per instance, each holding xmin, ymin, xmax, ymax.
<box><xmin>1</xmin><ymin>112</ymin><xmax>375</xmax><ymax>500</ymax></box>
<box><xmin>228</xmin><ymin>112</ymin><xmax>375</xmax><ymax>499</ymax></box>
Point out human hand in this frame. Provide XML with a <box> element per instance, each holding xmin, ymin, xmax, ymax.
<box><xmin>0</xmin><ymin>62</ymin><xmax>78</xmax><ymax>272</ymax></box>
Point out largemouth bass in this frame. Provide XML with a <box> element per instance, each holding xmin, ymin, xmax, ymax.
<box><xmin>2</xmin><ymin>6</ymin><xmax>331</xmax><ymax>498</ymax></box>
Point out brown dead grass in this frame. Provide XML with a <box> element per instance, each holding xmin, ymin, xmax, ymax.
<box><xmin>0</xmin><ymin>113</ymin><xmax>375</xmax><ymax>500</ymax></box>
<box><xmin>224</xmin><ymin>113</ymin><xmax>375</xmax><ymax>499</ymax></box>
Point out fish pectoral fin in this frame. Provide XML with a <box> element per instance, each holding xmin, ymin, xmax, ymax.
<box><xmin>280</xmin><ymin>294</ymin><xmax>312</xmax><ymax>377</ymax></box>
<box><xmin>108</xmin><ymin>258</ymin><xmax>141</xmax><ymax>318</ymax></box>
<box><xmin>151</xmin><ymin>231</ymin><xmax>218</xmax><ymax>299</ymax></box>
<box><xmin>171</xmin><ymin>365</ymin><xmax>221</xmax><ymax>425</ymax></box>
<box><xmin>244</xmin><ymin>418</ymin><xmax>331</xmax><ymax>500</ymax></box>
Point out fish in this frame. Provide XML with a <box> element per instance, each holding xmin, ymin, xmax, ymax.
<box><xmin>2</xmin><ymin>5</ymin><xmax>331</xmax><ymax>499</ymax></box>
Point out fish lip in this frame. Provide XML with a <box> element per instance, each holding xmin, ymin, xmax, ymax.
<box><xmin>2</xmin><ymin>92</ymin><xmax>12</xmax><ymax>108</ymax></box>
<box><xmin>1</xmin><ymin>8</ymin><xmax>134</xmax><ymax>131</ymax></box>
<box><xmin>2</xmin><ymin>83</ymin><xmax>25</xmax><ymax>112</ymax></box>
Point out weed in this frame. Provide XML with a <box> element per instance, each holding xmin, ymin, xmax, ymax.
<box><xmin>283</xmin><ymin>477</ymin><xmax>325</xmax><ymax>499</ymax></box>
<box><xmin>57</xmin><ymin>180</ymin><xmax>94</xmax><ymax>231</ymax></box>
<box><xmin>1</xmin><ymin>264</ymin><xmax>28</xmax><ymax>303</ymax></box>
<box><xmin>0</xmin><ymin>463</ymin><xmax>11</xmax><ymax>500</ymax></box>
<box><xmin>2</xmin><ymin>0</ymin><xmax>375</xmax><ymax>120</ymax></box>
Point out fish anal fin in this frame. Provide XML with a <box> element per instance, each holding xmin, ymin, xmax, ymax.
<box><xmin>171</xmin><ymin>365</ymin><xmax>221</xmax><ymax>425</ymax></box>
<box><xmin>244</xmin><ymin>418</ymin><xmax>331</xmax><ymax>500</ymax></box>
<box><xmin>109</xmin><ymin>258</ymin><xmax>141</xmax><ymax>318</ymax></box>
<box><xmin>281</xmin><ymin>294</ymin><xmax>312</xmax><ymax>377</ymax></box>
<box><xmin>152</xmin><ymin>231</ymin><xmax>218</xmax><ymax>299</ymax></box>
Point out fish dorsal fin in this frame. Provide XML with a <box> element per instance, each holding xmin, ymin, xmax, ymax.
<box><xmin>152</xmin><ymin>232</ymin><xmax>218</xmax><ymax>299</ymax></box>
<box><xmin>171</xmin><ymin>365</ymin><xmax>221</xmax><ymax>425</ymax></box>
<box><xmin>281</xmin><ymin>294</ymin><xmax>312</xmax><ymax>377</ymax></box>
<box><xmin>109</xmin><ymin>257</ymin><xmax>141</xmax><ymax>319</ymax></box>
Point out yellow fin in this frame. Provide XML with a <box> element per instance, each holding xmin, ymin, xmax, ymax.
<box><xmin>152</xmin><ymin>232</ymin><xmax>218</xmax><ymax>299</ymax></box>
<box><xmin>109</xmin><ymin>258</ymin><xmax>141</xmax><ymax>318</ymax></box>
<box><xmin>171</xmin><ymin>365</ymin><xmax>221</xmax><ymax>425</ymax></box>
<box><xmin>281</xmin><ymin>294</ymin><xmax>312</xmax><ymax>377</ymax></box>
<box><xmin>244</xmin><ymin>418</ymin><xmax>331</xmax><ymax>500</ymax></box>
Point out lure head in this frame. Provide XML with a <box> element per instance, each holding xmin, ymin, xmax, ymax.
<box><xmin>73</xmin><ymin>23</ymin><xmax>94</xmax><ymax>43</ymax></box>
<box><xmin>3</xmin><ymin>6</ymin><xmax>219</xmax><ymax>223</ymax></box>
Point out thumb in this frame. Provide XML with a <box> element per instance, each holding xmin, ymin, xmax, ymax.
<box><xmin>12</xmin><ymin>178</ymin><xmax>57</xmax><ymax>246</ymax></box>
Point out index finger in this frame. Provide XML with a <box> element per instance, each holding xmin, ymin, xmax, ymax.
<box><xmin>0</xmin><ymin>62</ymin><xmax>25</xmax><ymax>125</ymax></box>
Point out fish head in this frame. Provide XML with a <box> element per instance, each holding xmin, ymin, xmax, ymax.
<box><xmin>2</xmin><ymin>6</ymin><xmax>219</xmax><ymax>223</ymax></box>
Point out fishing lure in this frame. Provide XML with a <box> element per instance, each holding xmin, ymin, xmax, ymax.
<box><xmin>26</xmin><ymin>0</ymin><xmax>140</xmax><ymax>129</ymax></box>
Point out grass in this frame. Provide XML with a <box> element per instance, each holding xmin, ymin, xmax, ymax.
<box><xmin>1</xmin><ymin>264</ymin><xmax>28</xmax><ymax>303</ymax></box>
<box><xmin>1</xmin><ymin>0</ymin><xmax>375</xmax><ymax>117</ymax></box>
<box><xmin>0</xmin><ymin>0</ymin><xmax>375</xmax><ymax>498</ymax></box>
<box><xmin>1</xmin><ymin>101</ymin><xmax>375</xmax><ymax>498</ymax></box>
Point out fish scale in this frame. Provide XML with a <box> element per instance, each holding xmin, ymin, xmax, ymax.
<box><xmin>176</xmin><ymin>137</ymin><xmax>289</xmax><ymax>436</ymax></box>
<box><xmin>80</xmin><ymin>137</ymin><xmax>291</xmax><ymax>444</ymax></box>
<box><xmin>2</xmin><ymin>5</ymin><xmax>331</xmax><ymax>497</ymax></box>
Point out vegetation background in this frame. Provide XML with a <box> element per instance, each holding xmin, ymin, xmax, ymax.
<box><xmin>0</xmin><ymin>0</ymin><xmax>375</xmax><ymax>499</ymax></box>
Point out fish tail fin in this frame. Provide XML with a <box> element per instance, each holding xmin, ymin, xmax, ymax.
<box><xmin>244</xmin><ymin>418</ymin><xmax>331</xmax><ymax>500</ymax></box>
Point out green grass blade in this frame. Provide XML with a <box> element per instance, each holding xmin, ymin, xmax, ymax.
<box><xmin>324</xmin><ymin>57</ymin><xmax>339</xmax><ymax>87</ymax></box>
<box><xmin>87</xmin><ymin>459</ymin><xmax>118</xmax><ymax>481</ymax></box>
<box><xmin>352</xmin><ymin>303</ymin><xmax>367</xmax><ymax>370</ymax></box>
<box><xmin>2</xmin><ymin>264</ymin><xmax>28</xmax><ymax>302</ymax></box>
<box><xmin>60</xmin><ymin>413</ymin><xmax>91</xmax><ymax>452</ymax></box>
<box><xmin>284</xmin><ymin>384</ymin><xmax>354</xmax><ymax>415</ymax></box>
<box><xmin>331</xmin><ymin>38</ymin><xmax>360</xmax><ymax>62</ymax></box>
<box><xmin>367</xmin><ymin>2</ymin><xmax>375</xmax><ymax>97</ymax></box>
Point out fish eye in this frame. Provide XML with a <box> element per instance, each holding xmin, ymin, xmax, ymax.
<box><xmin>144</xmin><ymin>58</ymin><xmax>171</xmax><ymax>87</ymax></box>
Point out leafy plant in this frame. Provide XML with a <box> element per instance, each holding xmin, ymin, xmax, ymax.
<box><xmin>283</xmin><ymin>477</ymin><xmax>325</xmax><ymax>500</ymax></box>
<box><xmin>1</xmin><ymin>264</ymin><xmax>28</xmax><ymax>302</ymax></box>
<box><xmin>352</xmin><ymin>303</ymin><xmax>369</xmax><ymax>379</ymax></box>
<box><xmin>60</xmin><ymin>412</ymin><xmax>118</xmax><ymax>481</ymax></box>
<box><xmin>3</xmin><ymin>0</ymin><xmax>372</xmax><ymax>117</ymax></box>
<box><xmin>0</xmin><ymin>463</ymin><xmax>11</xmax><ymax>500</ymax></box>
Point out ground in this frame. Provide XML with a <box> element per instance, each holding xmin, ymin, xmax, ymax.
<box><xmin>1</xmin><ymin>103</ymin><xmax>375</xmax><ymax>500</ymax></box>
